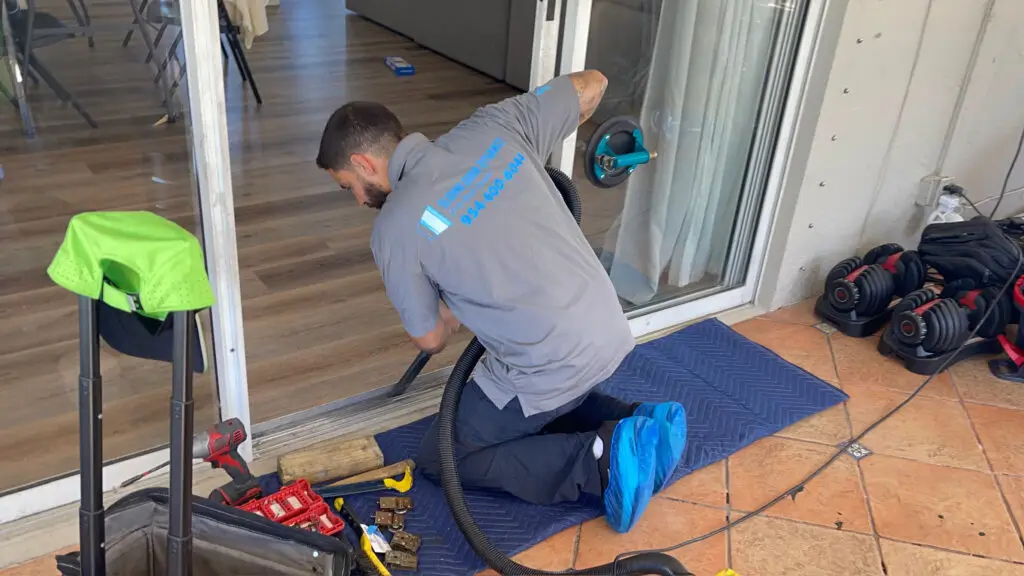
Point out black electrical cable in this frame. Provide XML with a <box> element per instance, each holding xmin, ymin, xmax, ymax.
<box><xmin>943</xmin><ymin>183</ymin><xmax>983</xmax><ymax>219</ymax></box>
<box><xmin>989</xmin><ymin>123</ymin><xmax>1024</xmax><ymax>219</ymax></box>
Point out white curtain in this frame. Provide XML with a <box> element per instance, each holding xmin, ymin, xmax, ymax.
<box><xmin>600</xmin><ymin>0</ymin><xmax>779</xmax><ymax>306</ymax></box>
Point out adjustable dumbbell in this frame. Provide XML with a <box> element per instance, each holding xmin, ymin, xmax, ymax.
<box><xmin>939</xmin><ymin>285</ymin><xmax>1013</xmax><ymax>339</ymax></box>
<box><xmin>825</xmin><ymin>257</ymin><xmax>895</xmax><ymax>317</ymax></box>
<box><xmin>890</xmin><ymin>288</ymin><xmax>970</xmax><ymax>355</ymax></box>
<box><xmin>862</xmin><ymin>243</ymin><xmax>927</xmax><ymax>297</ymax></box>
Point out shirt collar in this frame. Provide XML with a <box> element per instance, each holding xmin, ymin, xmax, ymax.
<box><xmin>388</xmin><ymin>133</ymin><xmax>430</xmax><ymax>187</ymax></box>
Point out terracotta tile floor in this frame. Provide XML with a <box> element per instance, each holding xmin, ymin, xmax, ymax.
<box><xmin>6</xmin><ymin>298</ymin><xmax>1024</xmax><ymax>575</ymax></box>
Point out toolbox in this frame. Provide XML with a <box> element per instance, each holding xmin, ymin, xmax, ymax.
<box><xmin>47</xmin><ymin>212</ymin><xmax>355</xmax><ymax>576</ymax></box>
<box><xmin>238</xmin><ymin>479</ymin><xmax>346</xmax><ymax>537</ymax></box>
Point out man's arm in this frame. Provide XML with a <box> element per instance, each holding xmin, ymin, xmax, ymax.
<box><xmin>566</xmin><ymin>70</ymin><xmax>609</xmax><ymax>126</ymax></box>
<box><xmin>410</xmin><ymin>302</ymin><xmax>460</xmax><ymax>355</ymax></box>
<box><xmin>466</xmin><ymin>70</ymin><xmax>609</xmax><ymax>160</ymax></box>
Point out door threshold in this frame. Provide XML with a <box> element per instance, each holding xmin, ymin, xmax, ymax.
<box><xmin>253</xmin><ymin>365</ymin><xmax>453</xmax><ymax>458</ymax></box>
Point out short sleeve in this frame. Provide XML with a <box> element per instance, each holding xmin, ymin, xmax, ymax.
<box><xmin>370</xmin><ymin>226</ymin><xmax>440</xmax><ymax>339</ymax></box>
<box><xmin>471</xmin><ymin>75</ymin><xmax>580</xmax><ymax>160</ymax></box>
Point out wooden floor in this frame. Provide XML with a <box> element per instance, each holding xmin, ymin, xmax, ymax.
<box><xmin>0</xmin><ymin>0</ymin><xmax>686</xmax><ymax>492</ymax></box>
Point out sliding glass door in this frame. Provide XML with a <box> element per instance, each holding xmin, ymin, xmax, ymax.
<box><xmin>554</xmin><ymin>0</ymin><xmax>816</xmax><ymax>329</ymax></box>
<box><xmin>0</xmin><ymin>0</ymin><xmax>243</xmax><ymax>524</ymax></box>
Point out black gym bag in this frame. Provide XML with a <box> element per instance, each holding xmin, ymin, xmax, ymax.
<box><xmin>918</xmin><ymin>218</ymin><xmax>1022</xmax><ymax>289</ymax></box>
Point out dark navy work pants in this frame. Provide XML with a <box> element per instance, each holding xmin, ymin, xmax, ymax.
<box><xmin>417</xmin><ymin>380</ymin><xmax>635</xmax><ymax>505</ymax></box>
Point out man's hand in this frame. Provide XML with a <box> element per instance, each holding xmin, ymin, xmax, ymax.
<box><xmin>439</xmin><ymin>302</ymin><xmax>461</xmax><ymax>334</ymax></box>
<box><xmin>409</xmin><ymin>303</ymin><xmax>460</xmax><ymax>355</ymax></box>
<box><xmin>566</xmin><ymin>70</ymin><xmax>608</xmax><ymax>126</ymax></box>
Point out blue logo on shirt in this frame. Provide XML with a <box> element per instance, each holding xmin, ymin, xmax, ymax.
<box><xmin>421</xmin><ymin>137</ymin><xmax>527</xmax><ymax>234</ymax></box>
<box><xmin>535</xmin><ymin>85</ymin><xmax>551</xmax><ymax>96</ymax></box>
<box><xmin>420</xmin><ymin>205</ymin><xmax>452</xmax><ymax>237</ymax></box>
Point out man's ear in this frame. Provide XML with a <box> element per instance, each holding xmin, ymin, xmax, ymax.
<box><xmin>349</xmin><ymin>153</ymin><xmax>375</xmax><ymax>175</ymax></box>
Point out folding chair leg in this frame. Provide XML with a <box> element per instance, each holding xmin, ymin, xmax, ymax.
<box><xmin>28</xmin><ymin>54</ymin><xmax>99</xmax><ymax>128</ymax></box>
<box><xmin>123</xmin><ymin>0</ymin><xmax>148</xmax><ymax>47</ymax></box>
<box><xmin>128</xmin><ymin>0</ymin><xmax>175</xmax><ymax>120</ymax></box>
<box><xmin>224</xmin><ymin>32</ymin><xmax>247</xmax><ymax>80</ymax></box>
<box><xmin>1</xmin><ymin>6</ymin><xmax>35</xmax><ymax>137</ymax></box>
<box><xmin>235</xmin><ymin>45</ymin><xmax>262</xmax><ymax>107</ymax></box>
<box><xmin>146</xmin><ymin>22</ymin><xmax>169</xmax><ymax>65</ymax></box>
<box><xmin>224</xmin><ymin>33</ymin><xmax>261</xmax><ymax>106</ymax></box>
<box><xmin>24</xmin><ymin>65</ymin><xmax>40</xmax><ymax>87</ymax></box>
<box><xmin>154</xmin><ymin>30</ymin><xmax>182</xmax><ymax>84</ymax></box>
<box><xmin>169</xmin><ymin>60</ymin><xmax>187</xmax><ymax>98</ymax></box>
<box><xmin>77</xmin><ymin>0</ymin><xmax>95</xmax><ymax>48</ymax></box>
<box><xmin>64</xmin><ymin>0</ymin><xmax>94</xmax><ymax>48</ymax></box>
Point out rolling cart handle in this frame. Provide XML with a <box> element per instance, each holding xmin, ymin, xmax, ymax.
<box><xmin>77</xmin><ymin>297</ymin><xmax>105</xmax><ymax>576</ymax></box>
<box><xmin>167</xmin><ymin>310</ymin><xmax>196</xmax><ymax>576</ymax></box>
<box><xmin>77</xmin><ymin>300</ymin><xmax>199</xmax><ymax>576</ymax></box>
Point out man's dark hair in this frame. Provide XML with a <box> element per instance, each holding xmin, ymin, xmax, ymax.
<box><xmin>316</xmin><ymin>102</ymin><xmax>405</xmax><ymax>171</ymax></box>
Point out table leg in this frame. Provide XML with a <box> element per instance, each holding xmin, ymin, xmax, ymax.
<box><xmin>1</xmin><ymin>2</ymin><xmax>35</xmax><ymax>137</ymax></box>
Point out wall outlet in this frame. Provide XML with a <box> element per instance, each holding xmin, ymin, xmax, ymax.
<box><xmin>917</xmin><ymin>175</ymin><xmax>955</xmax><ymax>207</ymax></box>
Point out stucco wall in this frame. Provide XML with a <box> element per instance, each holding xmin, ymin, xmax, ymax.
<box><xmin>759</xmin><ymin>0</ymin><xmax>1024</xmax><ymax>310</ymax></box>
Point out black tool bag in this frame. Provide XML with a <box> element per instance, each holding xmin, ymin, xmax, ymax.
<box><xmin>918</xmin><ymin>218</ymin><xmax>1022</xmax><ymax>289</ymax></box>
<box><xmin>56</xmin><ymin>297</ymin><xmax>355</xmax><ymax>576</ymax></box>
<box><xmin>55</xmin><ymin>490</ymin><xmax>353</xmax><ymax>576</ymax></box>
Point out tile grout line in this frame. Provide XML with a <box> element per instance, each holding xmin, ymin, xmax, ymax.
<box><xmin>847</xmin><ymin>449</ymin><xmax>993</xmax><ymax>474</ymax></box>
<box><xmin>855</xmin><ymin>457</ymin><xmax>888</xmax><ymax>574</ymax></box>
<box><xmin>831</xmin><ymin>332</ymin><xmax>889</xmax><ymax>574</ymax></box>
<box><xmin>877</xmin><ymin>534</ymin><xmax>1024</xmax><ymax>566</ymax></box>
<box><xmin>950</xmin><ymin>370</ymin><xmax>1024</xmax><ymax>552</ymax></box>
<box><xmin>824</xmin><ymin>332</ymin><xmax>841</xmax><ymax>385</ymax></box>
<box><xmin>569</xmin><ymin>523</ymin><xmax>582</xmax><ymax>570</ymax></box>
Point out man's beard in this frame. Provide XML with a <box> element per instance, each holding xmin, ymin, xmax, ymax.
<box><xmin>363</xmin><ymin>181</ymin><xmax>389</xmax><ymax>210</ymax></box>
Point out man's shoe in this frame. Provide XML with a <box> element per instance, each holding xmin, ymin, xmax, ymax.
<box><xmin>634</xmin><ymin>401</ymin><xmax>687</xmax><ymax>492</ymax></box>
<box><xmin>600</xmin><ymin>416</ymin><xmax>659</xmax><ymax>534</ymax></box>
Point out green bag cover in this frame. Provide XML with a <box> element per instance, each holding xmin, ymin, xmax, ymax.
<box><xmin>47</xmin><ymin>211</ymin><xmax>215</xmax><ymax>319</ymax></box>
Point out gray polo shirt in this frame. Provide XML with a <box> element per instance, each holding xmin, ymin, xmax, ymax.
<box><xmin>370</xmin><ymin>75</ymin><xmax>635</xmax><ymax>417</ymax></box>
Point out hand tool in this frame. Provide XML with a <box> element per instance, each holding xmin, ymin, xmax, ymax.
<box><xmin>334</xmin><ymin>497</ymin><xmax>391</xmax><ymax>576</ymax></box>
<box><xmin>316</xmin><ymin>465</ymin><xmax>414</xmax><ymax>499</ymax></box>
<box><xmin>193</xmin><ymin>418</ymin><xmax>262</xmax><ymax>506</ymax></box>
<box><xmin>325</xmin><ymin>459</ymin><xmax>415</xmax><ymax>487</ymax></box>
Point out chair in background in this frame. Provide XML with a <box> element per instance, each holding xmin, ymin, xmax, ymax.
<box><xmin>4</xmin><ymin>0</ymin><xmax>97</xmax><ymax>128</ymax></box>
<box><xmin>125</xmin><ymin>0</ymin><xmax>262</xmax><ymax>115</ymax></box>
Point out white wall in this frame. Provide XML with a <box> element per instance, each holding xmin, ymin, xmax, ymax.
<box><xmin>761</xmin><ymin>0</ymin><xmax>1024</xmax><ymax>310</ymax></box>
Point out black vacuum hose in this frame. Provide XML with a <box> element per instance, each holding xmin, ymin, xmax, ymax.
<box><xmin>391</xmin><ymin>350</ymin><xmax>432</xmax><ymax>397</ymax></box>
<box><xmin>431</xmin><ymin>167</ymin><xmax>690</xmax><ymax>576</ymax></box>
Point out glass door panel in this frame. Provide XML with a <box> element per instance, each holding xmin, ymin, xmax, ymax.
<box><xmin>571</xmin><ymin>0</ymin><xmax>808</xmax><ymax>313</ymax></box>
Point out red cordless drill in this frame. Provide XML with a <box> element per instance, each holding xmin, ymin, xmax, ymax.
<box><xmin>194</xmin><ymin>418</ymin><xmax>262</xmax><ymax>506</ymax></box>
